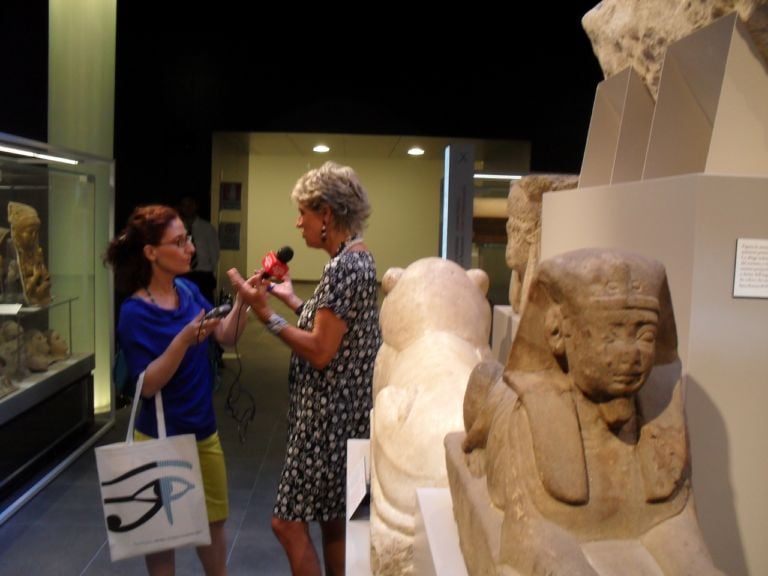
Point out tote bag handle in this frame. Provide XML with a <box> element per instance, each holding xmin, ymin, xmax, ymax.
<box><xmin>124</xmin><ymin>371</ymin><xmax>167</xmax><ymax>443</ymax></box>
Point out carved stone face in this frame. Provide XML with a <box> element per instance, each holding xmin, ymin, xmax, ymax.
<box><xmin>564</xmin><ymin>307</ymin><xmax>658</xmax><ymax>402</ymax></box>
<box><xmin>0</xmin><ymin>320</ymin><xmax>22</xmax><ymax>341</ymax></box>
<box><xmin>48</xmin><ymin>330</ymin><xmax>68</xmax><ymax>356</ymax></box>
<box><xmin>14</xmin><ymin>217</ymin><xmax>40</xmax><ymax>249</ymax></box>
<box><xmin>24</xmin><ymin>329</ymin><xmax>50</xmax><ymax>355</ymax></box>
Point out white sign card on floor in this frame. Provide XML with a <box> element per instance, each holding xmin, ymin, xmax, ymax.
<box><xmin>346</xmin><ymin>439</ymin><xmax>370</xmax><ymax>521</ymax></box>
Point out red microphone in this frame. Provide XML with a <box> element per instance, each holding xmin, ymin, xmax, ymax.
<box><xmin>261</xmin><ymin>246</ymin><xmax>294</xmax><ymax>281</ymax></box>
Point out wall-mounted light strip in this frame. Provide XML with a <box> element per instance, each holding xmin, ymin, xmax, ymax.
<box><xmin>473</xmin><ymin>173</ymin><xmax>522</xmax><ymax>181</ymax></box>
<box><xmin>0</xmin><ymin>144</ymin><xmax>79</xmax><ymax>165</ymax></box>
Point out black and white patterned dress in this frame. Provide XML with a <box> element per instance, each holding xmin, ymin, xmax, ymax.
<box><xmin>274</xmin><ymin>249</ymin><xmax>381</xmax><ymax>521</ymax></box>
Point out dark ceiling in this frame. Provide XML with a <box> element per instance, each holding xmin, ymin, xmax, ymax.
<box><xmin>113</xmin><ymin>3</ymin><xmax>603</xmax><ymax>218</ymax></box>
<box><xmin>0</xmin><ymin>2</ymin><xmax>605</xmax><ymax>221</ymax></box>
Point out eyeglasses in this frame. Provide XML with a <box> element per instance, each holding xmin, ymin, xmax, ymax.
<box><xmin>158</xmin><ymin>234</ymin><xmax>193</xmax><ymax>249</ymax></box>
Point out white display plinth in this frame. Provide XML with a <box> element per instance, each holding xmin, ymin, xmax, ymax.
<box><xmin>414</xmin><ymin>488</ymin><xmax>469</xmax><ymax>576</ymax></box>
<box><xmin>491</xmin><ymin>305</ymin><xmax>519</xmax><ymax>365</ymax></box>
<box><xmin>345</xmin><ymin>443</ymin><xmax>469</xmax><ymax>576</ymax></box>
<box><xmin>347</xmin><ymin>520</ymin><xmax>371</xmax><ymax>576</ymax></box>
<box><xmin>346</xmin><ymin>439</ymin><xmax>371</xmax><ymax>576</ymax></box>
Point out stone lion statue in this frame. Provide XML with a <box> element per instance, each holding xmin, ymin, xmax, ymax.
<box><xmin>370</xmin><ymin>257</ymin><xmax>492</xmax><ymax>575</ymax></box>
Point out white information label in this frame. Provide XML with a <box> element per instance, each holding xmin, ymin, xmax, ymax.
<box><xmin>733</xmin><ymin>238</ymin><xmax>768</xmax><ymax>298</ymax></box>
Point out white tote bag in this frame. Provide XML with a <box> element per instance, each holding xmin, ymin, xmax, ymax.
<box><xmin>96</xmin><ymin>372</ymin><xmax>211</xmax><ymax>561</ymax></box>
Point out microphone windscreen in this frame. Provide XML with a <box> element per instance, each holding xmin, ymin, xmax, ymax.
<box><xmin>277</xmin><ymin>246</ymin><xmax>294</xmax><ymax>263</ymax></box>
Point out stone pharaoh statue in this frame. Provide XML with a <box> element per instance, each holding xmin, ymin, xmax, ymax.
<box><xmin>446</xmin><ymin>248</ymin><xmax>723</xmax><ymax>576</ymax></box>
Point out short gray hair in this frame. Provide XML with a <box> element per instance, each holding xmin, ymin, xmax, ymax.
<box><xmin>291</xmin><ymin>161</ymin><xmax>371</xmax><ymax>235</ymax></box>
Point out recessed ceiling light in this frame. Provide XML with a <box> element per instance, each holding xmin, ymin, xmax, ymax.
<box><xmin>407</xmin><ymin>146</ymin><xmax>425</xmax><ymax>156</ymax></box>
<box><xmin>313</xmin><ymin>144</ymin><xmax>330</xmax><ymax>153</ymax></box>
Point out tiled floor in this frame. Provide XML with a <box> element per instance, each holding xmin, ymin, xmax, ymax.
<box><xmin>0</xmin><ymin>285</ymin><xmax>326</xmax><ymax>575</ymax></box>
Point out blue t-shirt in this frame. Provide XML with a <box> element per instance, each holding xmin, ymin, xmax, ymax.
<box><xmin>117</xmin><ymin>278</ymin><xmax>216</xmax><ymax>440</ymax></box>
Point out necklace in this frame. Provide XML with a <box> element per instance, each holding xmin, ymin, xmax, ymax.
<box><xmin>335</xmin><ymin>235</ymin><xmax>364</xmax><ymax>257</ymax></box>
<box><xmin>145</xmin><ymin>284</ymin><xmax>176</xmax><ymax>307</ymax></box>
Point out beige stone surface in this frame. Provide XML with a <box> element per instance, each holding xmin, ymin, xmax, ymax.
<box><xmin>583</xmin><ymin>0</ymin><xmax>768</xmax><ymax>99</ymax></box>
<box><xmin>506</xmin><ymin>175</ymin><xmax>577</xmax><ymax>314</ymax></box>
<box><xmin>370</xmin><ymin>257</ymin><xmax>492</xmax><ymax>576</ymax></box>
<box><xmin>445</xmin><ymin>434</ymin><xmax>504</xmax><ymax>576</ymax></box>
<box><xmin>449</xmin><ymin>248</ymin><xmax>723</xmax><ymax>575</ymax></box>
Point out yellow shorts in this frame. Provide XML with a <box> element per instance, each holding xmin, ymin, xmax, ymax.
<box><xmin>134</xmin><ymin>430</ymin><xmax>229</xmax><ymax>523</ymax></box>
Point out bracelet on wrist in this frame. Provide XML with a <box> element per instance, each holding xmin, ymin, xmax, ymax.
<box><xmin>294</xmin><ymin>302</ymin><xmax>305</xmax><ymax>317</ymax></box>
<box><xmin>265</xmin><ymin>312</ymin><xmax>288</xmax><ymax>335</ymax></box>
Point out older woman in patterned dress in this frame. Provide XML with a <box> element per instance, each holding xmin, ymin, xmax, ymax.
<box><xmin>229</xmin><ymin>161</ymin><xmax>381</xmax><ymax>576</ymax></box>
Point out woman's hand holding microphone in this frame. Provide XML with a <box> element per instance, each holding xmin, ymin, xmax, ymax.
<box><xmin>227</xmin><ymin>268</ymin><xmax>272</xmax><ymax>321</ymax></box>
<box><xmin>227</xmin><ymin>267</ymin><xmax>293</xmax><ymax>338</ymax></box>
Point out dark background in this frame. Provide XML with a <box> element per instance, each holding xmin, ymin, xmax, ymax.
<box><xmin>1</xmin><ymin>2</ymin><xmax>604</xmax><ymax>225</ymax></box>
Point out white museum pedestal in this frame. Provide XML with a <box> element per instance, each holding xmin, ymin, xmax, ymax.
<box><xmin>413</xmin><ymin>488</ymin><xmax>469</xmax><ymax>576</ymax></box>
<box><xmin>346</xmin><ymin>439</ymin><xmax>371</xmax><ymax>575</ymax></box>
<box><xmin>346</xmin><ymin>441</ymin><xmax>468</xmax><ymax>576</ymax></box>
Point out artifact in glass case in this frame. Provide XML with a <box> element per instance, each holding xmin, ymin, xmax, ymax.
<box><xmin>46</xmin><ymin>329</ymin><xmax>69</xmax><ymax>360</ymax></box>
<box><xmin>1</xmin><ymin>226</ymin><xmax>24</xmax><ymax>302</ymax></box>
<box><xmin>24</xmin><ymin>329</ymin><xmax>54</xmax><ymax>372</ymax></box>
<box><xmin>0</xmin><ymin>320</ymin><xmax>25</xmax><ymax>381</ymax></box>
<box><xmin>8</xmin><ymin>201</ymin><xmax>52</xmax><ymax>306</ymax></box>
<box><xmin>0</xmin><ymin>313</ymin><xmax>20</xmax><ymax>396</ymax></box>
<box><xmin>0</xmin><ymin>374</ymin><xmax>16</xmax><ymax>399</ymax></box>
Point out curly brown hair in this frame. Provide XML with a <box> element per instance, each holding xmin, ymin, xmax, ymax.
<box><xmin>103</xmin><ymin>205</ymin><xmax>179</xmax><ymax>294</ymax></box>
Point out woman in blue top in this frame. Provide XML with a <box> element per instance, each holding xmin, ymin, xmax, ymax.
<box><xmin>105</xmin><ymin>205</ymin><xmax>247</xmax><ymax>576</ymax></box>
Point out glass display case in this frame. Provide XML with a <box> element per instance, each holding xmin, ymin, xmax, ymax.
<box><xmin>0</xmin><ymin>136</ymin><xmax>112</xmax><ymax>521</ymax></box>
